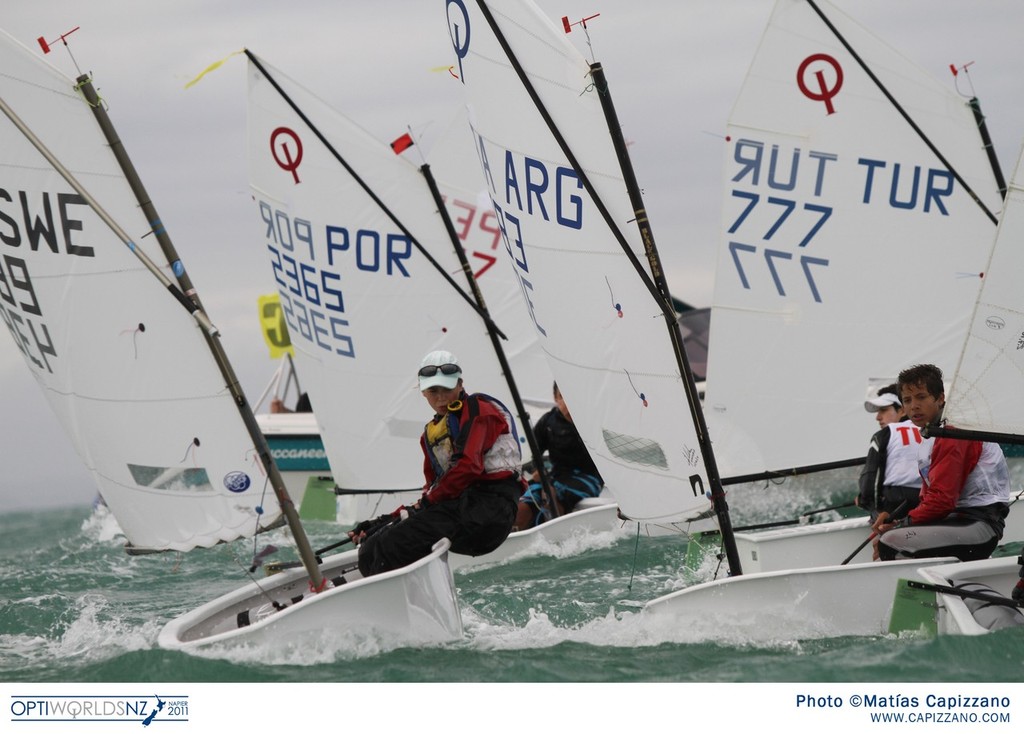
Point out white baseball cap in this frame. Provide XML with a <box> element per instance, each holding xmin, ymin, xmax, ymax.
<box><xmin>864</xmin><ymin>393</ymin><xmax>901</xmax><ymax>413</ymax></box>
<box><xmin>417</xmin><ymin>350</ymin><xmax>462</xmax><ymax>391</ymax></box>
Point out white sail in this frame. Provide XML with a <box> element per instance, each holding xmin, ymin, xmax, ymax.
<box><xmin>703</xmin><ymin>0</ymin><xmax>1003</xmax><ymax>479</ymax></box>
<box><xmin>446</xmin><ymin>0</ymin><xmax>715</xmax><ymax>523</ymax></box>
<box><xmin>0</xmin><ymin>30</ymin><xmax>280</xmax><ymax>551</ymax></box>
<box><xmin>945</xmin><ymin>143</ymin><xmax>1024</xmax><ymax>434</ymax></box>
<box><xmin>246</xmin><ymin>52</ymin><xmax>551</xmax><ymax>492</ymax></box>
<box><xmin>425</xmin><ymin>106</ymin><xmax>556</xmax><ymax>411</ymax></box>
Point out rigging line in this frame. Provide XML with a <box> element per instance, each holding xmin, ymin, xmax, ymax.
<box><xmin>419</xmin><ymin>163</ymin><xmax>558</xmax><ymax>508</ymax></box>
<box><xmin>721</xmin><ymin>455</ymin><xmax>866</xmax><ymax>486</ymax></box>
<box><xmin>474</xmin><ymin>2</ymin><xmax>736</xmax><ymax>568</ymax></box>
<box><xmin>232</xmin><ymin>551</ymin><xmax>286</xmax><ymax>608</ymax></box>
<box><xmin>475</xmin><ymin>0</ymin><xmax>720</xmax><ymax>468</ymax></box>
<box><xmin>0</xmin><ymin>93</ymin><xmax>217</xmax><ymax>335</ymax></box>
<box><xmin>585</xmin><ymin>57</ymin><xmax>740</xmax><ymax>574</ymax></box>
<box><xmin>474</xmin><ymin>5</ymin><xmax>715</xmax><ymax>452</ymax></box>
<box><xmin>244</xmin><ymin>49</ymin><xmax>501</xmax><ymax>336</ymax></box>
<box><xmin>76</xmin><ymin>76</ymin><xmax>208</xmax><ymax>305</ymax></box>
<box><xmin>627</xmin><ymin>522</ymin><xmax>641</xmax><ymax>592</ymax></box>
<box><xmin>70</xmin><ymin>71</ymin><xmax>320</xmax><ymax>588</ymax></box>
<box><xmin>39</xmin><ymin>26</ymin><xmax>84</xmax><ymax>76</ymax></box>
<box><xmin>252</xmin><ymin>471</ymin><xmax>274</xmax><ymax>541</ymax></box>
<box><xmin>950</xmin><ymin>62</ymin><xmax>977</xmax><ymax>100</ymax></box>
<box><xmin>804</xmin><ymin>0</ymin><xmax>999</xmax><ymax>226</ymax></box>
<box><xmin>471</xmin><ymin>2</ymin><xmax>673</xmax><ymax>326</ymax></box>
<box><xmin>587</xmin><ymin>62</ymin><xmax>718</xmax><ymax>444</ymax></box>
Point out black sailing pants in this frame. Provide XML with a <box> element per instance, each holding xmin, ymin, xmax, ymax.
<box><xmin>357</xmin><ymin>477</ymin><xmax>520</xmax><ymax>577</ymax></box>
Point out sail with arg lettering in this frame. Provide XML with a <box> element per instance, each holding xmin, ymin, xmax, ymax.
<box><xmin>0</xmin><ymin>29</ymin><xmax>281</xmax><ymax>552</ymax></box>
<box><xmin>446</xmin><ymin>0</ymin><xmax>720</xmax><ymax>527</ymax></box>
<box><xmin>703</xmin><ymin>0</ymin><xmax>1004</xmax><ymax>481</ymax></box>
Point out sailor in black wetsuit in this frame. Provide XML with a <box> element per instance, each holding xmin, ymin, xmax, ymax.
<box><xmin>514</xmin><ymin>382</ymin><xmax>603</xmax><ymax>529</ymax></box>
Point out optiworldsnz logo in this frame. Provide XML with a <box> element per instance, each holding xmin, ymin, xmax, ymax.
<box><xmin>9</xmin><ymin>695</ymin><xmax>188</xmax><ymax>726</ymax></box>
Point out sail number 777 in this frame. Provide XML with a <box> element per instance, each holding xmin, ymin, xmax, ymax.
<box><xmin>725</xmin><ymin>138</ymin><xmax>955</xmax><ymax>304</ymax></box>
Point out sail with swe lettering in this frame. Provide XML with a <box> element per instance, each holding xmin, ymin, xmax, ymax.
<box><xmin>246</xmin><ymin>52</ymin><xmax>552</xmax><ymax>491</ymax></box>
<box><xmin>446</xmin><ymin>0</ymin><xmax>715</xmax><ymax>524</ymax></box>
<box><xmin>944</xmin><ymin>142</ymin><xmax>1024</xmax><ymax>437</ymax></box>
<box><xmin>0</xmin><ymin>29</ymin><xmax>280</xmax><ymax>551</ymax></box>
<box><xmin>703</xmin><ymin>0</ymin><xmax>1003</xmax><ymax>480</ymax></box>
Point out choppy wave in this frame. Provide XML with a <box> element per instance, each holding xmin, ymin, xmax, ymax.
<box><xmin>2</xmin><ymin>493</ymin><xmax>1022</xmax><ymax>682</ymax></box>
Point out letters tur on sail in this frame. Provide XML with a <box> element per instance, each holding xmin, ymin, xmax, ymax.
<box><xmin>703</xmin><ymin>0</ymin><xmax>1003</xmax><ymax>479</ymax></box>
<box><xmin>447</xmin><ymin>0</ymin><xmax>714</xmax><ymax>524</ymax></box>
<box><xmin>246</xmin><ymin>52</ymin><xmax>551</xmax><ymax>492</ymax></box>
<box><xmin>0</xmin><ymin>29</ymin><xmax>280</xmax><ymax>551</ymax></box>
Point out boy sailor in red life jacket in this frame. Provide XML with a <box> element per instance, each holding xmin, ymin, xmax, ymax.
<box><xmin>872</xmin><ymin>364</ymin><xmax>1010</xmax><ymax>562</ymax></box>
<box><xmin>349</xmin><ymin>350</ymin><xmax>523</xmax><ymax>576</ymax></box>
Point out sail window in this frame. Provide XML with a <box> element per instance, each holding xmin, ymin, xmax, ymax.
<box><xmin>601</xmin><ymin>429</ymin><xmax>668</xmax><ymax>469</ymax></box>
<box><xmin>127</xmin><ymin>464</ymin><xmax>214</xmax><ymax>492</ymax></box>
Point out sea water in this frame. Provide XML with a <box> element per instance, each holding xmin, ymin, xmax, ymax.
<box><xmin>1</xmin><ymin>469</ymin><xmax>1022</xmax><ymax>684</ymax></box>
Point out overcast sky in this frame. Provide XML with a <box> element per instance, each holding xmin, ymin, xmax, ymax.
<box><xmin>2</xmin><ymin>0</ymin><xmax>1023</xmax><ymax>512</ymax></box>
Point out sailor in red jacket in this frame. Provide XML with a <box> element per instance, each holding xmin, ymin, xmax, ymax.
<box><xmin>351</xmin><ymin>350</ymin><xmax>523</xmax><ymax>576</ymax></box>
<box><xmin>873</xmin><ymin>364</ymin><xmax>1010</xmax><ymax>562</ymax></box>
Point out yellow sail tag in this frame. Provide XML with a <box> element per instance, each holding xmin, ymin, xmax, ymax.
<box><xmin>185</xmin><ymin>49</ymin><xmax>245</xmax><ymax>89</ymax></box>
<box><xmin>257</xmin><ymin>293</ymin><xmax>293</xmax><ymax>359</ymax></box>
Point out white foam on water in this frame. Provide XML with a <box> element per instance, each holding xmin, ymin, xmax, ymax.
<box><xmin>456</xmin><ymin>525</ymin><xmax>632</xmax><ymax>573</ymax></box>
<box><xmin>0</xmin><ymin>592</ymin><xmax>160</xmax><ymax>671</ymax></box>
<box><xmin>188</xmin><ymin>627</ymin><xmax>411</xmax><ymax>666</ymax></box>
<box><xmin>463</xmin><ymin>602</ymin><xmax>793</xmax><ymax>651</ymax></box>
<box><xmin>78</xmin><ymin>504</ymin><xmax>126</xmax><ymax>547</ymax></box>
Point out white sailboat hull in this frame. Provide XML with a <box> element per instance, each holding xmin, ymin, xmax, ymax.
<box><xmin>913</xmin><ymin>557</ymin><xmax>1024</xmax><ymax>636</ymax></box>
<box><xmin>449</xmin><ymin>501</ymin><xmax>624</xmax><ymax>571</ymax></box>
<box><xmin>158</xmin><ymin>539</ymin><xmax>462</xmax><ymax>655</ymax></box>
<box><xmin>716</xmin><ymin>499</ymin><xmax>1024</xmax><ymax>574</ymax></box>
<box><xmin>644</xmin><ymin>558</ymin><xmax>955</xmax><ymax>641</ymax></box>
<box><xmin>734</xmin><ymin>516</ymin><xmax>873</xmax><ymax>572</ymax></box>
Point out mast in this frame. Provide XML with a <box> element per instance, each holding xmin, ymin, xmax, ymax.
<box><xmin>418</xmin><ymin>164</ymin><xmax>560</xmax><ymax>516</ymax></box>
<box><xmin>587</xmin><ymin>62</ymin><xmax>741</xmax><ymax>576</ymax></box>
<box><xmin>472</xmin><ymin>1</ymin><xmax>740</xmax><ymax>574</ymax></box>
<box><xmin>967</xmin><ymin>96</ymin><xmax>1008</xmax><ymax>200</ymax></box>
<box><xmin>72</xmin><ymin>75</ymin><xmax>324</xmax><ymax>590</ymax></box>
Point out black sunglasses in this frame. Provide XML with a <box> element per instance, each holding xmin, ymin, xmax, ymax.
<box><xmin>418</xmin><ymin>363</ymin><xmax>460</xmax><ymax>378</ymax></box>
